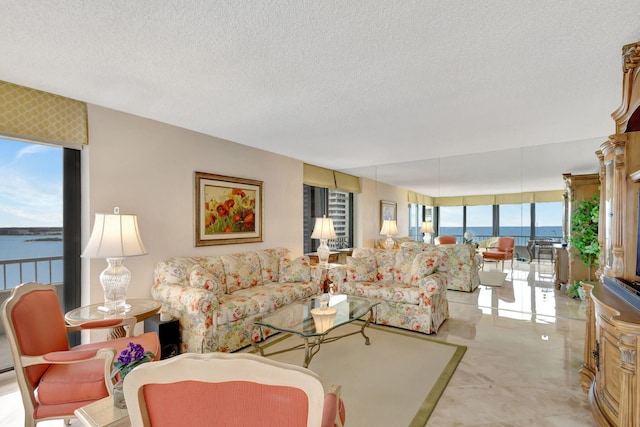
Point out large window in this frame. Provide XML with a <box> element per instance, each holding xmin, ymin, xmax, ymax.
<box><xmin>408</xmin><ymin>204</ymin><xmax>433</xmax><ymax>241</ymax></box>
<box><xmin>0</xmin><ymin>137</ymin><xmax>81</xmax><ymax>372</ymax></box>
<box><xmin>303</xmin><ymin>185</ymin><xmax>353</xmax><ymax>253</ymax></box>
<box><xmin>435</xmin><ymin>202</ymin><xmax>562</xmax><ymax>248</ymax></box>
<box><xmin>499</xmin><ymin>203</ymin><xmax>531</xmax><ymax>247</ymax></box>
<box><xmin>466</xmin><ymin>205</ymin><xmax>492</xmax><ymax>241</ymax></box>
<box><xmin>438</xmin><ymin>206</ymin><xmax>463</xmax><ymax>241</ymax></box>
<box><xmin>534</xmin><ymin>202</ymin><xmax>563</xmax><ymax>240</ymax></box>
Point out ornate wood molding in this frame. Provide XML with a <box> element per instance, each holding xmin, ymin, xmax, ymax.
<box><xmin>613</xmin><ymin>41</ymin><xmax>640</xmax><ymax>133</ymax></box>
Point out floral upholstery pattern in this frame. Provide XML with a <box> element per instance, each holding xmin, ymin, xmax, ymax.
<box><xmin>189</xmin><ymin>264</ymin><xmax>224</xmax><ymax>297</ymax></box>
<box><xmin>346</xmin><ymin>255</ymin><xmax>377</xmax><ymax>281</ymax></box>
<box><xmin>221</xmin><ymin>253</ymin><xmax>263</xmax><ymax>294</ymax></box>
<box><xmin>399</xmin><ymin>242</ymin><xmax>480</xmax><ymax>292</ymax></box>
<box><xmin>278</xmin><ymin>256</ymin><xmax>311</xmax><ymax>283</ymax></box>
<box><xmin>152</xmin><ymin>248</ymin><xmax>323</xmax><ymax>353</ymax></box>
<box><xmin>331</xmin><ymin>248</ymin><xmax>450</xmax><ymax>334</ymax></box>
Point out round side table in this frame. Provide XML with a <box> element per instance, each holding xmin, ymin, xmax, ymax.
<box><xmin>65</xmin><ymin>299</ymin><xmax>161</xmax><ymax>340</ymax></box>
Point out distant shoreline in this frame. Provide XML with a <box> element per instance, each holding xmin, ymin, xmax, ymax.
<box><xmin>0</xmin><ymin>227</ymin><xmax>62</xmax><ymax>236</ymax></box>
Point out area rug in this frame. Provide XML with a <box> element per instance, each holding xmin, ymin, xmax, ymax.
<box><xmin>242</xmin><ymin>322</ymin><xmax>466</xmax><ymax>427</ymax></box>
<box><xmin>479</xmin><ymin>270</ymin><xmax>508</xmax><ymax>287</ymax></box>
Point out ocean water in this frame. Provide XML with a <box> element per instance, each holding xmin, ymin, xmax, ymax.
<box><xmin>0</xmin><ymin>235</ymin><xmax>63</xmax><ymax>289</ymax></box>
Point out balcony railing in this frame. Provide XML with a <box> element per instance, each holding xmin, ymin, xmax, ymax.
<box><xmin>0</xmin><ymin>256</ymin><xmax>63</xmax><ymax>291</ymax></box>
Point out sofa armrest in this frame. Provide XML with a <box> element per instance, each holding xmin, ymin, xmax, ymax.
<box><xmin>310</xmin><ymin>265</ymin><xmax>325</xmax><ymax>287</ymax></box>
<box><xmin>327</xmin><ymin>265</ymin><xmax>347</xmax><ymax>289</ymax></box>
<box><xmin>151</xmin><ymin>282</ymin><xmax>219</xmax><ymax>352</ymax></box>
<box><xmin>416</xmin><ymin>272</ymin><xmax>447</xmax><ymax>307</ymax></box>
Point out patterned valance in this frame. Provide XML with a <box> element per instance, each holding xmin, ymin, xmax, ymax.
<box><xmin>0</xmin><ymin>80</ymin><xmax>88</xmax><ymax>146</ymax></box>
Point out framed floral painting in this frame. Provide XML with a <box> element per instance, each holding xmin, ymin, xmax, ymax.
<box><xmin>195</xmin><ymin>172</ymin><xmax>263</xmax><ymax>246</ymax></box>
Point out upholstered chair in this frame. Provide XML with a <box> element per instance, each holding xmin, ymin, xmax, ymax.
<box><xmin>124</xmin><ymin>352</ymin><xmax>346</xmax><ymax>427</ymax></box>
<box><xmin>435</xmin><ymin>235</ymin><xmax>457</xmax><ymax>244</ymax></box>
<box><xmin>482</xmin><ymin>236</ymin><xmax>516</xmax><ymax>270</ymax></box>
<box><xmin>1</xmin><ymin>282</ymin><xmax>160</xmax><ymax>427</ymax></box>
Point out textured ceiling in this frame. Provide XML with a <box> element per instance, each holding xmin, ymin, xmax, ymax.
<box><xmin>1</xmin><ymin>1</ymin><xmax>639</xmax><ymax>196</ymax></box>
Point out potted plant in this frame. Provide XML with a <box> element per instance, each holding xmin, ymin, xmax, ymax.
<box><xmin>566</xmin><ymin>281</ymin><xmax>586</xmax><ymax>300</ymax></box>
<box><xmin>567</xmin><ymin>192</ymin><xmax>600</xmax><ymax>298</ymax></box>
<box><xmin>111</xmin><ymin>342</ymin><xmax>155</xmax><ymax>408</ymax></box>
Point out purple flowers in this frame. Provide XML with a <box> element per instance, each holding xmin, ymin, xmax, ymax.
<box><xmin>111</xmin><ymin>342</ymin><xmax>155</xmax><ymax>381</ymax></box>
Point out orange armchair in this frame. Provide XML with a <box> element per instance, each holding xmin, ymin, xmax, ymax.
<box><xmin>435</xmin><ymin>235</ymin><xmax>457</xmax><ymax>244</ymax></box>
<box><xmin>124</xmin><ymin>352</ymin><xmax>346</xmax><ymax>427</ymax></box>
<box><xmin>1</xmin><ymin>282</ymin><xmax>160</xmax><ymax>427</ymax></box>
<box><xmin>482</xmin><ymin>236</ymin><xmax>515</xmax><ymax>270</ymax></box>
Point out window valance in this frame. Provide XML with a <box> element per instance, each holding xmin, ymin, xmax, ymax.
<box><xmin>0</xmin><ymin>80</ymin><xmax>87</xmax><ymax>146</ymax></box>
<box><xmin>407</xmin><ymin>190</ymin><xmax>434</xmax><ymax>206</ymax></box>
<box><xmin>435</xmin><ymin>190</ymin><xmax>563</xmax><ymax>206</ymax></box>
<box><xmin>303</xmin><ymin>163</ymin><xmax>361</xmax><ymax>193</ymax></box>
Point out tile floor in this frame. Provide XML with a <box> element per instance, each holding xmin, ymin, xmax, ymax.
<box><xmin>0</xmin><ymin>259</ymin><xmax>595</xmax><ymax>426</ymax></box>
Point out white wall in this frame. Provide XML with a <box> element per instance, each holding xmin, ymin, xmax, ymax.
<box><xmin>82</xmin><ymin>105</ymin><xmax>303</xmax><ymax>305</ymax></box>
<box><xmin>355</xmin><ymin>177</ymin><xmax>409</xmax><ymax>248</ymax></box>
<box><xmin>81</xmin><ymin>105</ymin><xmax>413</xmax><ymax>307</ymax></box>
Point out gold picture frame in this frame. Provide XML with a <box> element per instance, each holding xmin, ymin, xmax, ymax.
<box><xmin>195</xmin><ymin>172</ymin><xmax>263</xmax><ymax>246</ymax></box>
<box><xmin>380</xmin><ymin>200</ymin><xmax>397</xmax><ymax>225</ymax></box>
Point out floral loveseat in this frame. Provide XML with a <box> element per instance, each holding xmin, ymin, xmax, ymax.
<box><xmin>402</xmin><ymin>242</ymin><xmax>481</xmax><ymax>292</ymax></box>
<box><xmin>151</xmin><ymin>248</ymin><xmax>323</xmax><ymax>353</ymax></box>
<box><xmin>328</xmin><ymin>247</ymin><xmax>450</xmax><ymax>334</ymax></box>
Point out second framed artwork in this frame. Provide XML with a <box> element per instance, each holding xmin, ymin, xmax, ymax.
<box><xmin>380</xmin><ymin>200</ymin><xmax>397</xmax><ymax>224</ymax></box>
<box><xmin>195</xmin><ymin>172</ymin><xmax>263</xmax><ymax>246</ymax></box>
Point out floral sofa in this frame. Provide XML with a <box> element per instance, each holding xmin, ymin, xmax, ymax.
<box><xmin>151</xmin><ymin>248</ymin><xmax>324</xmax><ymax>353</ymax></box>
<box><xmin>327</xmin><ymin>247</ymin><xmax>450</xmax><ymax>334</ymax></box>
<box><xmin>402</xmin><ymin>242</ymin><xmax>481</xmax><ymax>292</ymax></box>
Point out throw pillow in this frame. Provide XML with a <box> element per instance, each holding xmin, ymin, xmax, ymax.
<box><xmin>346</xmin><ymin>255</ymin><xmax>377</xmax><ymax>282</ymax></box>
<box><xmin>221</xmin><ymin>253</ymin><xmax>263</xmax><ymax>293</ymax></box>
<box><xmin>257</xmin><ymin>248</ymin><xmax>289</xmax><ymax>283</ymax></box>
<box><xmin>374</xmin><ymin>250</ymin><xmax>396</xmax><ymax>281</ymax></box>
<box><xmin>394</xmin><ymin>250</ymin><xmax>416</xmax><ymax>285</ymax></box>
<box><xmin>189</xmin><ymin>264</ymin><xmax>223</xmax><ymax>297</ymax></box>
<box><xmin>410</xmin><ymin>252</ymin><xmax>440</xmax><ymax>285</ymax></box>
<box><xmin>279</xmin><ymin>256</ymin><xmax>311</xmax><ymax>283</ymax></box>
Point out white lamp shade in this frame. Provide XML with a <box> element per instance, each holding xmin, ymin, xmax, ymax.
<box><xmin>421</xmin><ymin>222</ymin><xmax>434</xmax><ymax>233</ymax></box>
<box><xmin>380</xmin><ymin>220</ymin><xmax>398</xmax><ymax>235</ymax></box>
<box><xmin>82</xmin><ymin>213</ymin><xmax>147</xmax><ymax>258</ymax></box>
<box><xmin>311</xmin><ymin>217</ymin><xmax>337</xmax><ymax>240</ymax></box>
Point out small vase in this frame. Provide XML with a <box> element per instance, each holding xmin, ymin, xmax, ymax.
<box><xmin>113</xmin><ymin>380</ymin><xmax>126</xmax><ymax>409</ymax></box>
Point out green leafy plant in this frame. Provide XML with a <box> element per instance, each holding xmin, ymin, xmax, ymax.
<box><xmin>569</xmin><ymin>192</ymin><xmax>600</xmax><ymax>281</ymax></box>
<box><xmin>566</xmin><ymin>281</ymin><xmax>583</xmax><ymax>299</ymax></box>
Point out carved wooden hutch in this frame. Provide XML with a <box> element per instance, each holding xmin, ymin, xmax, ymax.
<box><xmin>580</xmin><ymin>41</ymin><xmax>640</xmax><ymax>427</ymax></box>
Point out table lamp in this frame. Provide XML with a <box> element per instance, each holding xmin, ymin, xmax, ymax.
<box><xmin>380</xmin><ymin>219</ymin><xmax>398</xmax><ymax>249</ymax></box>
<box><xmin>421</xmin><ymin>221</ymin><xmax>434</xmax><ymax>243</ymax></box>
<box><xmin>311</xmin><ymin>215</ymin><xmax>336</xmax><ymax>266</ymax></box>
<box><xmin>82</xmin><ymin>207</ymin><xmax>147</xmax><ymax>313</ymax></box>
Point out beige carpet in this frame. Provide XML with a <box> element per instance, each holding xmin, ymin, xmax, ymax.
<box><xmin>479</xmin><ymin>270</ymin><xmax>508</xmax><ymax>287</ymax></box>
<box><xmin>243</xmin><ymin>322</ymin><xmax>466</xmax><ymax>427</ymax></box>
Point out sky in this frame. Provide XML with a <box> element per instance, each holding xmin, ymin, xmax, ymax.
<box><xmin>0</xmin><ymin>137</ymin><xmax>63</xmax><ymax>227</ymax></box>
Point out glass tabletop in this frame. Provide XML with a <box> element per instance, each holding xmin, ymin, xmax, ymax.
<box><xmin>65</xmin><ymin>299</ymin><xmax>161</xmax><ymax>324</ymax></box>
<box><xmin>255</xmin><ymin>294</ymin><xmax>378</xmax><ymax>338</ymax></box>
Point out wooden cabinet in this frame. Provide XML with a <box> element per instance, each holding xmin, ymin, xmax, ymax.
<box><xmin>582</xmin><ymin>41</ymin><xmax>640</xmax><ymax>427</ymax></box>
<box><xmin>582</xmin><ymin>281</ymin><xmax>640</xmax><ymax>426</ymax></box>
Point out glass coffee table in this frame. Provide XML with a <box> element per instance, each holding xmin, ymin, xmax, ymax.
<box><xmin>251</xmin><ymin>294</ymin><xmax>378</xmax><ymax>368</ymax></box>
